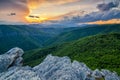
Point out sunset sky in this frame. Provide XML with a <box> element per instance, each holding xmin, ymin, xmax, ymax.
<box><xmin>0</xmin><ymin>0</ymin><xmax>120</xmax><ymax>24</ymax></box>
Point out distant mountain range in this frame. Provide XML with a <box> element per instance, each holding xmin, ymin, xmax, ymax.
<box><xmin>45</xmin><ymin>24</ymin><xmax>120</xmax><ymax>46</ymax></box>
<box><xmin>0</xmin><ymin>24</ymin><xmax>120</xmax><ymax>53</ymax></box>
<box><xmin>0</xmin><ymin>25</ymin><xmax>77</xmax><ymax>53</ymax></box>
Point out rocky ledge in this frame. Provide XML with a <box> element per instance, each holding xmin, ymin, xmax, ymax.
<box><xmin>0</xmin><ymin>47</ymin><xmax>119</xmax><ymax>80</ymax></box>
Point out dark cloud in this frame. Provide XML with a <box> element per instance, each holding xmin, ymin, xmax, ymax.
<box><xmin>55</xmin><ymin>1</ymin><xmax>120</xmax><ymax>24</ymax></box>
<box><xmin>29</xmin><ymin>15</ymin><xmax>40</xmax><ymax>18</ymax></box>
<box><xmin>82</xmin><ymin>9</ymin><xmax>120</xmax><ymax>22</ymax></box>
<box><xmin>57</xmin><ymin>9</ymin><xmax>120</xmax><ymax>24</ymax></box>
<box><xmin>10</xmin><ymin>13</ymin><xmax>16</xmax><ymax>16</ymax></box>
<box><xmin>97</xmin><ymin>0</ymin><xmax>120</xmax><ymax>11</ymax></box>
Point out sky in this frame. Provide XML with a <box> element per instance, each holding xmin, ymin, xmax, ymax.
<box><xmin>0</xmin><ymin>0</ymin><xmax>120</xmax><ymax>24</ymax></box>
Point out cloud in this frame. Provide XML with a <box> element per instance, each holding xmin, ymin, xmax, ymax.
<box><xmin>9</xmin><ymin>13</ymin><xmax>16</xmax><ymax>16</ymax></box>
<box><xmin>97</xmin><ymin>0</ymin><xmax>120</xmax><ymax>11</ymax></box>
<box><xmin>0</xmin><ymin>0</ymin><xmax>119</xmax><ymax>23</ymax></box>
<box><xmin>0</xmin><ymin>0</ymin><xmax>80</xmax><ymax>23</ymax></box>
<box><xmin>81</xmin><ymin>9</ymin><xmax>120</xmax><ymax>22</ymax></box>
<box><xmin>29</xmin><ymin>15</ymin><xmax>40</xmax><ymax>18</ymax></box>
<box><xmin>0</xmin><ymin>0</ymin><xmax>28</xmax><ymax>12</ymax></box>
<box><xmin>49</xmin><ymin>0</ymin><xmax>119</xmax><ymax>24</ymax></box>
<box><xmin>44</xmin><ymin>0</ymin><xmax>79</xmax><ymax>4</ymax></box>
<box><xmin>27</xmin><ymin>0</ymin><xmax>80</xmax><ymax>9</ymax></box>
<box><xmin>0</xmin><ymin>0</ymin><xmax>29</xmax><ymax>22</ymax></box>
<box><xmin>27</xmin><ymin>0</ymin><xmax>43</xmax><ymax>9</ymax></box>
<box><xmin>88</xmin><ymin>19</ymin><xmax>120</xmax><ymax>24</ymax></box>
<box><xmin>53</xmin><ymin>8</ymin><xmax>120</xmax><ymax>24</ymax></box>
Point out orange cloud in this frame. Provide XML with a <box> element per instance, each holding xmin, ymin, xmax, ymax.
<box><xmin>27</xmin><ymin>0</ymin><xmax>79</xmax><ymax>9</ymax></box>
<box><xmin>44</xmin><ymin>0</ymin><xmax>79</xmax><ymax>4</ymax></box>
<box><xmin>27</xmin><ymin>0</ymin><xmax>43</xmax><ymax>9</ymax></box>
<box><xmin>26</xmin><ymin>0</ymin><xmax>79</xmax><ymax>23</ymax></box>
<box><xmin>87</xmin><ymin>19</ymin><xmax>120</xmax><ymax>25</ymax></box>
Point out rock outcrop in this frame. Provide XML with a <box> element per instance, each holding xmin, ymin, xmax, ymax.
<box><xmin>0</xmin><ymin>47</ymin><xmax>24</xmax><ymax>73</ymax></box>
<box><xmin>0</xmin><ymin>48</ymin><xmax>119</xmax><ymax>80</ymax></box>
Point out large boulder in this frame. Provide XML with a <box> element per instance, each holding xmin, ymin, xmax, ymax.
<box><xmin>0</xmin><ymin>47</ymin><xmax>24</xmax><ymax>73</ymax></box>
<box><xmin>34</xmin><ymin>55</ymin><xmax>88</xmax><ymax>80</ymax></box>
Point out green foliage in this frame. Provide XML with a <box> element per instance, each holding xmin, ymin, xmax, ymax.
<box><xmin>45</xmin><ymin>24</ymin><xmax>120</xmax><ymax>46</ymax></box>
<box><xmin>0</xmin><ymin>25</ymin><xmax>79</xmax><ymax>53</ymax></box>
<box><xmin>0</xmin><ymin>25</ymin><xmax>41</xmax><ymax>53</ymax></box>
<box><xmin>23</xmin><ymin>33</ymin><xmax>120</xmax><ymax>75</ymax></box>
<box><xmin>1</xmin><ymin>24</ymin><xmax>120</xmax><ymax>75</ymax></box>
<box><xmin>1</xmin><ymin>24</ymin><xmax>120</xmax><ymax>53</ymax></box>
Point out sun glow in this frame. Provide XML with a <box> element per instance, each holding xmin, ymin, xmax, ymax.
<box><xmin>26</xmin><ymin>0</ymin><xmax>48</xmax><ymax>23</ymax></box>
<box><xmin>26</xmin><ymin>15</ymin><xmax>48</xmax><ymax>23</ymax></box>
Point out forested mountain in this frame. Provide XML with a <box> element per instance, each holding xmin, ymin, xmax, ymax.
<box><xmin>0</xmin><ymin>25</ymin><xmax>77</xmax><ymax>53</ymax></box>
<box><xmin>23</xmin><ymin>33</ymin><xmax>120</xmax><ymax>75</ymax></box>
<box><xmin>45</xmin><ymin>24</ymin><xmax>120</xmax><ymax>46</ymax></box>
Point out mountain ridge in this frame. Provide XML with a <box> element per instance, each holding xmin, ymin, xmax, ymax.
<box><xmin>0</xmin><ymin>25</ymin><xmax>78</xmax><ymax>53</ymax></box>
<box><xmin>45</xmin><ymin>24</ymin><xmax>120</xmax><ymax>46</ymax></box>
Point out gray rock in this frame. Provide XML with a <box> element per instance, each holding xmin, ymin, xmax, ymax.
<box><xmin>92</xmin><ymin>69</ymin><xmax>103</xmax><ymax>78</ymax></box>
<box><xmin>0</xmin><ymin>55</ymin><xmax>14</xmax><ymax>72</ymax></box>
<box><xmin>105</xmin><ymin>73</ymin><xmax>119</xmax><ymax>80</ymax></box>
<box><xmin>0</xmin><ymin>48</ymin><xmax>120</xmax><ymax>80</ymax></box>
<box><xmin>0</xmin><ymin>47</ymin><xmax>24</xmax><ymax>73</ymax></box>
<box><xmin>100</xmin><ymin>69</ymin><xmax>120</xmax><ymax>80</ymax></box>
<box><xmin>0</xmin><ymin>66</ymin><xmax>41</xmax><ymax>80</ymax></box>
<box><xmin>6</xmin><ymin>47</ymin><xmax>24</xmax><ymax>57</ymax></box>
